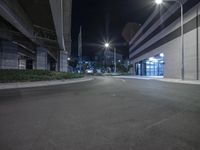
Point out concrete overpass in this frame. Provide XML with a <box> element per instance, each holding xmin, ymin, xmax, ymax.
<box><xmin>0</xmin><ymin>0</ymin><xmax>72</xmax><ymax>72</ymax></box>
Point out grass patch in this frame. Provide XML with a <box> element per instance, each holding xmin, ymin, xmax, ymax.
<box><xmin>0</xmin><ymin>69</ymin><xmax>84</xmax><ymax>83</ymax></box>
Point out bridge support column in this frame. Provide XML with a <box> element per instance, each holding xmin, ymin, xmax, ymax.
<box><xmin>59</xmin><ymin>51</ymin><xmax>68</xmax><ymax>72</ymax></box>
<box><xmin>0</xmin><ymin>40</ymin><xmax>18</xmax><ymax>69</ymax></box>
<box><xmin>36</xmin><ymin>47</ymin><xmax>47</xmax><ymax>70</ymax></box>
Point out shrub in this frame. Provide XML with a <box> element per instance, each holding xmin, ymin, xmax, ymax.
<box><xmin>0</xmin><ymin>69</ymin><xmax>83</xmax><ymax>83</ymax></box>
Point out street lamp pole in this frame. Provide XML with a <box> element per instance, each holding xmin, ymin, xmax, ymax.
<box><xmin>104</xmin><ymin>43</ymin><xmax>117</xmax><ymax>73</ymax></box>
<box><xmin>114</xmin><ymin>47</ymin><xmax>117</xmax><ymax>73</ymax></box>
<box><xmin>179</xmin><ymin>0</ymin><xmax>184</xmax><ymax>80</ymax></box>
<box><xmin>155</xmin><ymin>0</ymin><xmax>184</xmax><ymax>80</ymax></box>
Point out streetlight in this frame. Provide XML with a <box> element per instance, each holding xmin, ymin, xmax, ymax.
<box><xmin>104</xmin><ymin>43</ymin><xmax>117</xmax><ymax>73</ymax></box>
<box><xmin>105</xmin><ymin>43</ymin><xmax>110</xmax><ymax>48</ymax></box>
<box><xmin>155</xmin><ymin>0</ymin><xmax>163</xmax><ymax>4</ymax></box>
<box><xmin>155</xmin><ymin>0</ymin><xmax>184</xmax><ymax>80</ymax></box>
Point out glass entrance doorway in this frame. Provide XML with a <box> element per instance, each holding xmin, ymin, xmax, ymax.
<box><xmin>135</xmin><ymin>53</ymin><xmax>164</xmax><ymax>76</ymax></box>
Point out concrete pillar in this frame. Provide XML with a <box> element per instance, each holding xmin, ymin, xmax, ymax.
<box><xmin>47</xmin><ymin>54</ymin><xmax>50</xmax><ymax>71</ymax></box>
<box><xmin>59</xmin><ymin>51</ymin><xmax>68</xmax><ymax>72</ymax></box>
<box><xmin>36</xmin><ymin>47</ymin><xmax>47</xmax><ymax>70</ymax></box>
<box><xmin>32</xmin><ymin>60</ymin><xmax>36</xmax><ymax>70</ymax></box>
<box><xmin>63</xmin><ymin>0</ymin><xmax>72</xmax><ymax>53</ymax></box>
<box><xmin>55</xmin><ymin>61</ymin><xmax>58</xmax><ymax>71</ymax></box>
<box><xmin>0</xmin><ymin>40</ymin><xmax>18</xmax><ymax>69</ymax></box>
<box><xmin>18</xmin><ymin>59</ymin><xmax>26</xmax><ymax>70</ymax></box>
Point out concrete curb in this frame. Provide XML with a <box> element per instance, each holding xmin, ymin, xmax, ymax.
<box><xmin>113</xmin><ymin>76</ymin><xmax>200</xmax><ymax>85</ymax></box>
<box><xmin>0</xmin><ymin>77</ymin><xmax>94</xmax><ymax>90</ymax></box>
<box><xmin>154</xmin><ymin>78</ymin><xmax>200</xmax><ymax>85</ymax></box>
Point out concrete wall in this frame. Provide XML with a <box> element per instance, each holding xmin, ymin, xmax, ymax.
<box><xmin>0</xmin><ymin>40</ymin><xmax>18</xmax><ymax>69</ymax></box>
<box><xmin>131</xmin><ymin>37</ymin><xmax>181</xmax><ymax>79</ymax></box>
<box><xmin>184</xmin><ymin>30</ymin><xmax>198</xmax><ymax>80</ymax></box>
<box><xmin>129</xmin><ymin>1</ymin><xmax>200</xmax><ymax>80</ymax></box>
<box><xmin>164</xmin><ymin>38</ymin><xmax>182</xmax><ymax>79</ymax></box>
<box><xmin>131</xmin><ymin>29</ymin><xmax>198</xmax><ymax>79</ymax></box>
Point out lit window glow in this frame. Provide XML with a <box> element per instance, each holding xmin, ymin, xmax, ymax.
<box><xmin>149</xmin><ymin>57</ymin><xmax>155</xmax><ymax>61</ymax></box>
<box><xmin>149</xmin><ymin>57</ymin><xmax>158</xmax><ymax>63</ymax></box>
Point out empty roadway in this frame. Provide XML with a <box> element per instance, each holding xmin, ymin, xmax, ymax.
<box><xmin>0</xmin><ymin>77</ymin><xmax>200</xmax><ymax>150</ymax></box>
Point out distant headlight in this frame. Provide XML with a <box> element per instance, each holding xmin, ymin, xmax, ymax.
<box><xmin>86</xmin><ymin>69</ymin><xmax>93</xmax><ymax>73</ymax></box>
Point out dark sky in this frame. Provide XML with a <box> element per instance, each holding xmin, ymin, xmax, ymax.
<box><xmin>71</xmin><ymin>0</ymin><xmax>155</xmax><ymax>59</ymax></box>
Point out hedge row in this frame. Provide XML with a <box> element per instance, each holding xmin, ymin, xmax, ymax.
<box><xmin>0</xmin><ymin>69</ymin><xmax>83</xmax><ymax>83</ymax></box>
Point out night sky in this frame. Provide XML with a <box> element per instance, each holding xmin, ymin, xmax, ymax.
<box><xmin>71</xmin><ymin>0</ymin><xmax>156</xmax><ymax>59</ymax></box>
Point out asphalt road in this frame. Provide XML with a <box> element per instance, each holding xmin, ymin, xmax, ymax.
<box><xmin>0</xmin><ymin>77</ymin><xmax>200</xmax><ymax>150</ymax></box>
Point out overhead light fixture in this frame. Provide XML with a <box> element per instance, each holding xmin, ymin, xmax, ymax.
<box><xmin>155</xmin><ymin>0</ymin><xmax>163</xmax><ymax>5</ymax></box>
<box><xmin>104</xmin><ymin>43</ymin><xmax>110</xmax><ymax>48</ymax></box>
<box><xmin>160</xmin><ymin>53</ymin><xmax>164</xmax><ymax>57</ymax></box>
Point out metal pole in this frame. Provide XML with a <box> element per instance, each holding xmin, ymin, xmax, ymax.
<box><xmin>196</xmin><ymin>4</ymin><xmax>199</xmax><ymax>80</ymax></box>
<box><xmin>114</xmin><ymin>47</ymin><xmax>116</xmax><ymax>73</ymax></box>
<box><xmin>180</xmin><ymin>2</ymin><xmax>184</xmax><ymax>80</ymax></box>
<box><xmin>166</xmin><ymin>0</ymin><xmax>184</xmax><ymax>79</ymax></box>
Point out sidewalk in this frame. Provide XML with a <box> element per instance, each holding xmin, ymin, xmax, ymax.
<box><xmin>0</xmin><ymin>77</ymin><xmax>94</xmax><ymax>90</ymax></box>
<box><xmin>114</xmin><ymin>76</ymin><xmax>200</xmax><ymax>85</ymax></box>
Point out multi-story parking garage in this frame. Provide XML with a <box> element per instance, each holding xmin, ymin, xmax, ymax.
<box><xmin>0</xmin><ymin>0</ymin><xmax>71</xmax><ymax>72</ymax></box>
<box><xmin>129</xmin><ymin>0</ymin><xmax>200</xmax><ymax>80</ymax></box>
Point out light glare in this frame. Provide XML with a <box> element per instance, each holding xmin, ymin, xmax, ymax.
<box><xmin>155</xmin><ymin>0</ymin><xmax>163</xmax><ymax>4</ymax></box>
<box><xmin>160</xmin><ymin>53</ymin><xmax>164</xmax><ymax>57</ymax></box>
<box><xmin>149</xmin><ymin>57</ymin><xmax>155</xmax><ymax>61</ymax></box>
<box><xmin>105</xmin><ymin>43</ymin><xmax>110</xmax><ymax>48</ymax></box>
